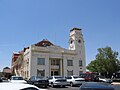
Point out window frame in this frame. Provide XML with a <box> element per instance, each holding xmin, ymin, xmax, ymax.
<box><xmin>79</xmin><ymin>60</ymin><xmax>82</xmax><ymax>66</ymax></box>
<box><xmin>37</xmin><ymin>58</ymin><xmax>45</xmax><ymax>65</ymax></box>
<box><xmin>67</xmin><ymin>60</ymin><xmax>73</xmax><ymax>66</ymax></box>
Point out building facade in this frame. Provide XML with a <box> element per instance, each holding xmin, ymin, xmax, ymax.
<box><xmin>11</xmin><ymin>28</ymin><xmax>86</xmax><ymax>79</ymax></box>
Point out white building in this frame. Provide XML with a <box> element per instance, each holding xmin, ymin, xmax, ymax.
<box><xmin>12</xmin><ymin>28</ymin><xmax>86</xmax><ymax>79</ymax></box>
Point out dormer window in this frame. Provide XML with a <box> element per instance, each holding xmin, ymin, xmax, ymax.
<box><xmin>78</xmin><ymin>39</ymin><xmax>81</xmax><ymax>43</ymax></box>
<box><xmin>70</xmin><ymin>40</ymin><xmax>73</xmax><ymax>44</ymax></box>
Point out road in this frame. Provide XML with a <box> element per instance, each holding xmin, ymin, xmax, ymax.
<box><xmin>113</xmin><ymin>85</ymin><xmax>120</xmax><ymax>90</ymax></box>
<box><xmin>42</xmin><ymin>86</ymin><xmax>79</xmax><ymax>90</ymax></box>
<box><xmin>41</xmin><ymin>85</ymin><xmax>120</xmax><ymax>90</ymax></box>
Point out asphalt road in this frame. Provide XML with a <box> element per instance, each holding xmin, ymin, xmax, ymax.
<box><xmin>44</xmin><ymin>86</ymin><xmax>79</xmax><ymax>90</ymax></box>
<box><xmin>40</xmin><ymin>85</ymin><xmax>120</xmax><ymax>90</ymax></box>
<box><xmin>113</xmin><ymin>85</ymin><xmax>120</xmax><ymax>90</ymax></box>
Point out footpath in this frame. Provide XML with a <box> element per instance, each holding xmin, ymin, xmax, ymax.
<box><xmin>112</xmin><ymin>82</ymin><xmax>120</xmax><ymax>85</ymax></box>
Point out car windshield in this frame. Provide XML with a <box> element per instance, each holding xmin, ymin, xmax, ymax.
<box><xmin>12</xmin><ymin>77</ymin><xmax>24</xmax><ymax>80</ymax></box>
<box><xmin>54</xmin><ymin>76</ymin><xmax>63</xmax><ymax>79</ymax></box>
<box><xmin>99</xmin><ymin>76</ymin><xmax>105</xmax><ymax>79</ymax></box>
<box><xmin>36</xmin><ymin>76</ymin><xmax>45</xmax><ymax>80</ymax></box>
<box><xmin>79</xmin><ymin>74</ymin><xmax>87</xmax><ymax>78</ymax></box>
<box><xmin>73</xmin><ymin>76</ymin><xmax>80</xmax><ymax>78</ymax></box>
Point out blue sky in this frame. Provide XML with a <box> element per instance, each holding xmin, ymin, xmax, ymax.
<box><xmin>0</xmin><ymin>0</ymin><xmax>120</xmax><ymax>71</ymax></box>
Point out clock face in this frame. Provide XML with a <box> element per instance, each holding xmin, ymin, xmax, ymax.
<box><xmin>70</xmin><ymin>44</ymin><xmax>74</xmax><ymax>48</ymax></box>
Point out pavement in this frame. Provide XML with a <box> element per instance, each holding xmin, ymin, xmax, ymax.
<box><xmin>112</xmin><ymin>82</ymin><xmax>120</xmax><ymax>85</ymax></box>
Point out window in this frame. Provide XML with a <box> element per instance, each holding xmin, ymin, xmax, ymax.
<box><xmin>70</xmin><ymin>40</ymin><xmax>73</xmax><ymax>44</ymax></box>
<box><xmin>51</xmin><ymin>60</ymin><xmax>55</xmax><ymax>65</ymax></box>
<box><xmin>67</xmin><ymin>60</ymin><xmax>73</xmax><ymax>66</ymax></box>
<box><xmin>65</xmin><ymin>76</ymin><xmax>72</xmax><ymax>79</ymax></box>
<box><xmin>79</xmin><ymin>60</ymin><xmax>82</xmax><ymax>66</ymax></box>
<box><xmin>67</xmin><ymin>70</ymin><xmax>73</xmax><ymax>76</ymax></box>
<box><xmin>69</xmin><ymin>38</ymin><xmax>73</xmax><ymax>44</ymax></box>
<box><xmin>30</xmin><ymin>76</ymin><xmax>35</xmax><ymax>80</ymax></box>
<box><xmin>37</xmin><ymin>58</ymin><xmax>45</xmax><ymax>65</ymax></box>
<box><xmin>78</xmin><ymin>39</ymin><xmax>81</xmax><ymax>43</ymax></box>
<box><xmin>11</xmin><ymin>76</ymin><xmax>24</xmax><ymax>80</ymax></box>
<box><xmin>51</xmin><ymin>59</ymin><xmax>60</xmax><ymax>65</ymax></box>
<box><xmin>47</xmin><ymin>76</ymin><xmax>53</xmax><ymax>80</ymax></box>
<box><xmin>37</xmin><ymin>69</ymin><xmax>45</xmax><ymax>76</ymax></box>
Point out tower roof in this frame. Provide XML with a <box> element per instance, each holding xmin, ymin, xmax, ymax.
<box><xmin>70</xmin><ymin>27</ymin><xmax>82</xmax><ymax>32</ymax></box>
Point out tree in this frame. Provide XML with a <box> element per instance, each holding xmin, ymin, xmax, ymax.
<box><xmin>87</xmin><ymin>46</ymin><xmax>120</xmax><ymax>75</ymax></box>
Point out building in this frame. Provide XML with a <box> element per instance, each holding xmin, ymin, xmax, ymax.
<box><xmin>11</xmin><ymin>28</ymin><xmax>86</xmax><ymax>79</ymax></box>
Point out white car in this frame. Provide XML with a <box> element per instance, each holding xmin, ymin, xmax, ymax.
<box><xmin>98</xmin><ymin>76</ymin><xmax>112</xmax><ymax>83</ymax></box>
<box><xmin>10</xmin><ymin>76</ymin><xmax>27</xmax><ymax>84</ymax></box>
<box><xmin>0</xmin><ymin>83</ymin><xmax>41</xmax><ymax>90</ymax></box>
<box><xmin>48</xmin><ymin>76</ymin><xmax>67</xmax><ymax>87</ymax></box>
<box><xmin>65</xmin><ymin>75</ymin><xmax>85</xmax><ymax>86</ymax></box>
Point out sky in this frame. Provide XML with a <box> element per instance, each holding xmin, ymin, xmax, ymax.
<box><xmin>0</xmin><ymin>0</ymin><xmax>120</xmax><ymax>71</ymax></box>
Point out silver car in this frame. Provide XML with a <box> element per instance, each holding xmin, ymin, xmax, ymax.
<box><xmin>65</xmin><ymin>75</ymin><xmax>85</xmax><ymax>86</ymax></box>
<box><xmin>48</xmin><ymin>76</ymin><xmax>67</xmax><ymax>87</ymax></box>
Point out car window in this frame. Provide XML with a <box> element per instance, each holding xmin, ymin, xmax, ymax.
<box><xmin>79</xmin><ymin>74</ymin><xmax>87</xmax><ymax>78</ymax></box>
<box><xmin>12</xmin><ymin>77</ymin><xmax>24</xmax><ymax>80</ymax></box>
<box><xmin>20</xmin><ymin>87</ymin><xmax>39</xmax><ymax>90</ymax></box>
<box><xmin>86</xmin><ymin>75</ymin><xmax>91</xmax><ymax>77</ymax></box>
<box><xmin>30</xmin><ymin>76</ymin><xmax>35</xmax><ymax>80</ymax></box>
<box><xmin>99</xmin><ymin>76</ymin><xmax>105</xmax><ymax>78</ymax></box>
<box><xmin>65</xmin><ymin>76</ymin><xmax>72</xmax><ymax>79</ymax></box>
<box><xmin>36</xmin><ymin>76</ymin><xmax>44</xmax><ymax>80</ymax></box>
<box><xmin>73</xmin><ymin>76</ymin><xmax>80</xmax><ymax>79</ymax></box>
<box><xmin>48</xmin><ymin>77</ymin><xmax>53</xmax><ymax>80</ymax></box>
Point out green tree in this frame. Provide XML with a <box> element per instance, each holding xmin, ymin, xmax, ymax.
<box><xmin>87</xmin><ymin>46</ymin><xmax>120</xmax><ymax>74</ymax></box>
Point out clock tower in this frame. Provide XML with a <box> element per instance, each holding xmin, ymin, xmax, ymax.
<box><xmin>68</xmin><ymin>27</ymin><xmax>86</xmax><ymax>72</ymax></box>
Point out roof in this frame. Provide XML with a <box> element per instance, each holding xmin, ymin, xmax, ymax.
<box><xmin>70</xmin><ymin>27</ymin><xmax>82</xmax><ymax>32</ymax></box>
<box><xmin>34</xmin><ymin>39</ymin><xmax>54</xmax><ymax>47</ymax></box>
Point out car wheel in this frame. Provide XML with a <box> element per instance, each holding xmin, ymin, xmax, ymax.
<box><xmin>70</xmin><ymin>82</ymin><xmax>73</xmax><ymax>87</ymax></box>
<box><xmin>44</xmin><ymin>85</ymin><xmax>47</xmax><ymax>88</ymax></box>
<box><xmin>62</xmin><ymin>85</ymin><xmax>66</xmax><ymax>88</ymax></box>
<box><xmin>51</xmin><ymin>83</ymin><xmax>54</xmax><ymax>88</ymax></box>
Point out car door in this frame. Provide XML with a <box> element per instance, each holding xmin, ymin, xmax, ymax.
<box><xmin>27</xmin><ymin>76</ymin><xmax>35</xmax><ymax>84</ymax></box>
<box><xmin>48</xmin><ymin>76</ymin><xmax>53</xmax><ymax>85</ymax></box>
<box><xmin>65</xmin><ymin>76</ymin><xmax>72</xmax><ymax>84</ymax></box>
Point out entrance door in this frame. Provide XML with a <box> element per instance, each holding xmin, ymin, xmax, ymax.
<box><xmin>51</xmin><ymin>70</ymin><xmax>59</xmax><ymax>76</ymax></box>
<box><xmin>50</xmin><ymin>59</ymin><xmax>61</xmax><ymax>76</ymax></box>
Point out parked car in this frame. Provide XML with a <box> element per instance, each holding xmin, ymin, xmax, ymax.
<box><xmin>0</xmin><ymin>82</ymin><xmax>41</xmax><ymax>90</ymax></box>
<box><xmin>10</xmin><ymin>76</ymin><xmax>27</xmax><ymax>84</ymax></box>
<box><xmin>1</xmin><ymin>77</ymin><xmax>7</xmax><ymax>82</ymax></box>
<box><xmin>27</xmin><ymin>76</ymin><xmax>49</xmax><ymax>88</ymax></box>
<box><xmin>96</xmin><ymin>75</ymin><xmax>113</xmax><ymax>83</ymax></box>
<box><xmin>48</xmin><ymin>76</ymin><xmax>67</xmax><ymax>87</ymax></box>
<box><xmin>0</xmin><ymin>77</ymin><xmax>3</xmax><ymax>82</ymax></box>
<box><xmin>65</xmin><ymin>75</ymin><xmax>85</xmax><ymax>86</ymax></box>
<box><xmin>79</xmin><ymin>72</ymin><xmax>95</xmax><ymax>81</ymax></box>
<box><xmin>79</xmin><ymin>82</ymin><xmax>114</xmax><ymax>90</ymax></box>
